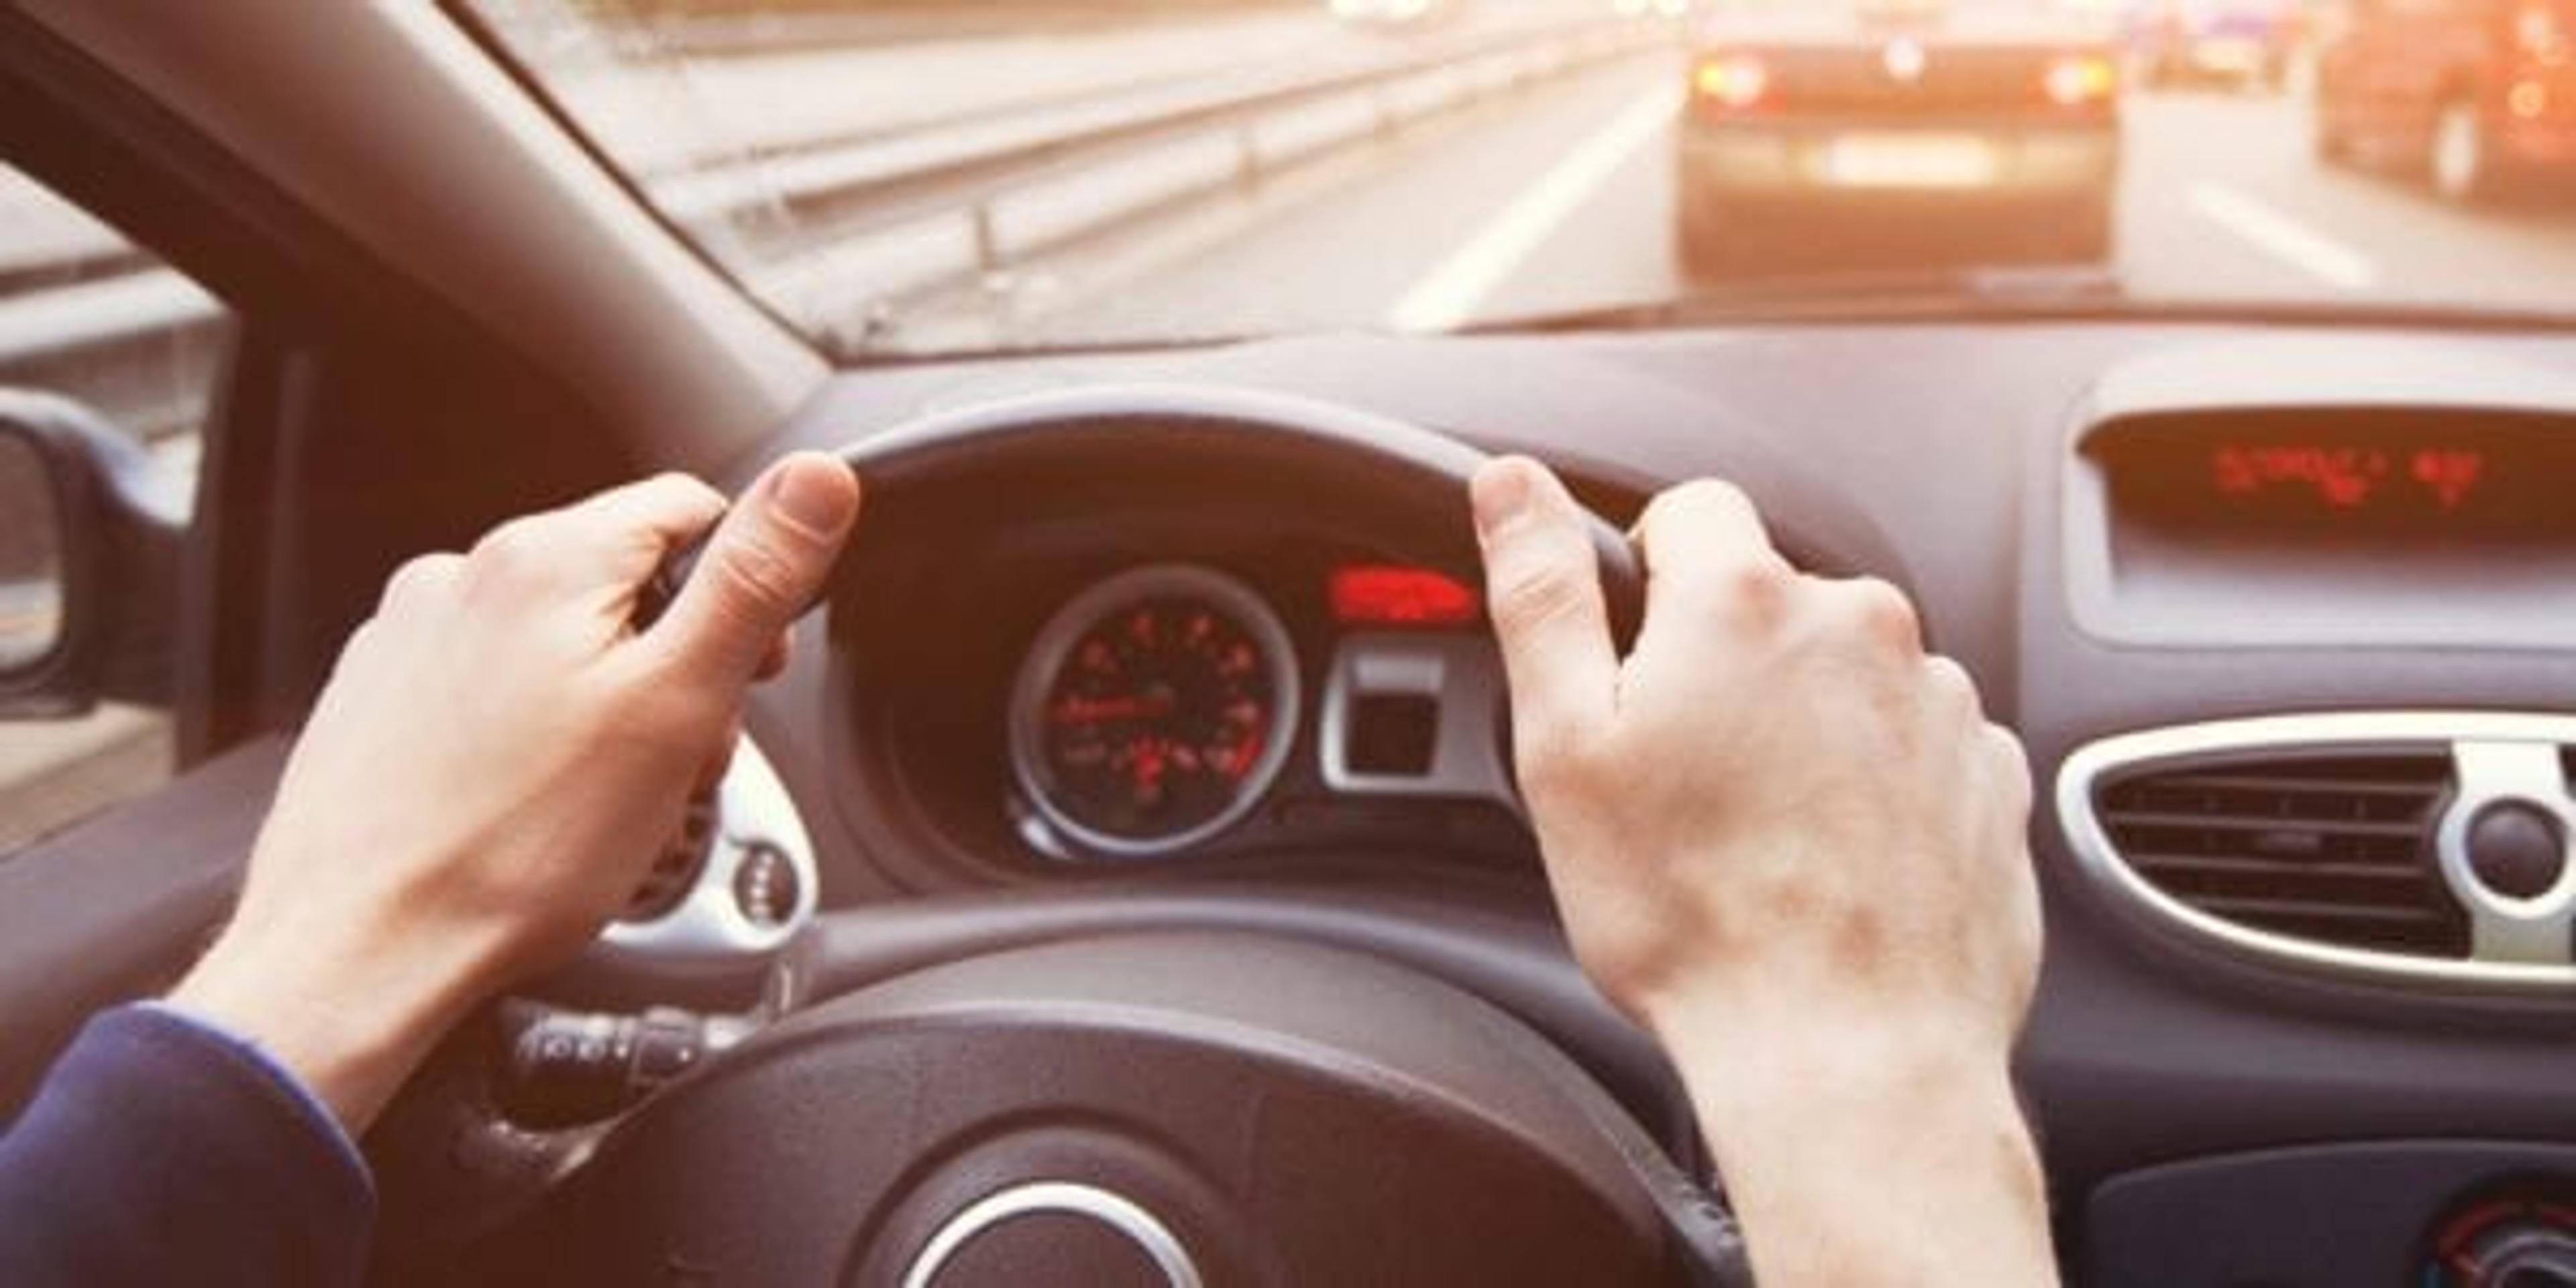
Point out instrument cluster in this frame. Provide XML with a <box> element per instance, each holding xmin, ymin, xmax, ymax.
<box><xmin>985</xmin><ymin>557</ymin><xmax>1525</xmax><ymax>867</ymax></box>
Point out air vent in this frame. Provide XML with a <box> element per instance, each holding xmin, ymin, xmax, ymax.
<box><xmin>2061</xmin><ymin>712</ymin><xmax>2576</xmax><ymax>991</ymax></box>
<box><xmin>2094</xmin><ymin>750</ymin><xmax>2465</xmax><ymax>957</ymax></box>
<box><xmin>624</xmin><ymin>787</ymin><xmax>719</xmax><ymax>922</ymax></box>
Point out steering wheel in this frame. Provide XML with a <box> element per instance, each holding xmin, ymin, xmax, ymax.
<box><xmin>411</xmin><ymin>387</ymin><xmax>1749</xmax><ymax>1287</ymax></box>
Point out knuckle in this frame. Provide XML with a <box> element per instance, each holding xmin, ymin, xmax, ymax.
<box><xmin>378</xmin><ymin>552</ymin><xmax>462</xmax><ymax>611</ymax></box>
<box><xmin>647</xmin><ymin>468</ymin><xmax>714</xmax><ymax>497</ymax></box>
<box><xmin>1656</xmin><ymin>477</ymin><xmax>1755</xmax><ymax>525</ymax></box>
<box><xmin>1854</xmin><ymin>578</ymin><xmax>1923</xmax><ymax>650</ymax></box>
<box><xmin>1923</xmin><ymin>654</ymin><xmax>1980</xmax><ymax>710</ymax></box>
<box><xmin>647</xmin><ymin>471</ymin><xmax>727</xmax><ymax>515</ymax></box>
<box><xmin>1723</xmin><ymin>555</ymin><xmax>1794</xmax><ymax>618</ymax></box>
<box><xmin>339</xmin><ymin>617</ymin><xmax>385</xmax><ymax>660</ymax></box>
<box><xmin>1984</xmin><ymin>724</ymin><xmax>2035</xmax><ymax>803</ymax></box>
<box><xmin>1489</xmin><ymin>551</ymin><xmax>1593</xmax><ymax>638</ymax></box>
<box><xmin>712</xmin><ymin>535</ymin><xmax>804</xmax><ymax>618</ymax></box>
<box><xmin>1824</xmin><ymin>576</ymin><xmax>1921</xmax><ymax>654</ymax></box>
<box><xmin>1638</xmin><ymin>478</ymin><xmax>1762</xmax><ymax>557</ymax></box>
<box><xmin>469</xmin><ymin>517</ymin><xmax>555</xmax><ymax>583</ymax></box>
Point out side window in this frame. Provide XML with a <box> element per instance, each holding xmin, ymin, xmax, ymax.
<box><xmin>0</xmin><ymin>164</ymin><xmax>231</xmax><ymax>853</ymax></box>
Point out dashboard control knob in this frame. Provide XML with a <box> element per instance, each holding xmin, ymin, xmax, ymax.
<box><xmin>2467</xmin><ymin>802</ymin><xmax>2567</xmax><ymax>900</ymax></box>
<box><xmin>2456</xmin><ymin>1222</ymin><xmax>2576</xmax><ymax>1287</ymax></box>
<box><xmin>733</xmin><ymin>841</ymin><xmax>800</xmax><ymax>928</ymax></box>
<box><xmin>2428</xmin><ymin>1187</ymin><xmax>2576</xmax><ymax>1287</ymax></box>
<box><xmin>497</xmin><ymin>1004</ymin><xmax>731</xmax><ymax>1128</ymax></box>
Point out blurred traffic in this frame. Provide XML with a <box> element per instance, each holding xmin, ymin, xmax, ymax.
<box><xmin>8</xmin><ymin>0</ymin><xmax>2576</xmax><ymax>396</ymax></box>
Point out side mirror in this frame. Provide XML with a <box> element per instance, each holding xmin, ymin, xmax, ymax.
<box><xmin>0</xmin><ymin>390</ymin><xmax>186</xmax><ymax>719</ymax></box>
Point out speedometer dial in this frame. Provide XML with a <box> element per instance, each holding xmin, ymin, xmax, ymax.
<box><xmin>1009</xmin><ymin>566</ymin><xmax>1300</xmax><ymax>858</ymax></box>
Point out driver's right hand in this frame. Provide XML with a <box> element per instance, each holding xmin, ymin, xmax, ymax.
<box><xmin>1470</xmin><ymin>455</ymin><xmax>2054</xmax><ymax>1287</ymax></box>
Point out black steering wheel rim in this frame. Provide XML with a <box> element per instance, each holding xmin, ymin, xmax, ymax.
<box><xmin>826</xmin><ymin>382</ymin><xmax>1646</xmax><ymax>647</ymax></box>
<box><xmin>470</xmin><ymin>386</ymin><xmax>1746</xmax><ymax>1287</ymax></box>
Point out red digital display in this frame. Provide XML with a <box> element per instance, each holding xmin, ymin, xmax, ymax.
<box><xmin>1329</xmin><ymin>564</ymin><xmax>1479</xmax><ymax>627</ymax></box>
<box><xmin>2104</xmin><ymin>416</ymin><xmax>2575</xmax><ymax>553</ymax></box>
<box><xmin>2210</xmin><ymin>443</ymin><xmax>2488</xmax><ymax>513</ymax></box>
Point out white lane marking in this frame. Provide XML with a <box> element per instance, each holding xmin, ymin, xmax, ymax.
<box><xmin>1386</xmin><ymin>84</ymin><xmax>1682</xmax><ymax>332</ymax></box>
<box><xmin>2186</xmin><ymin>181</ymin><xmax>2379</xmax><ymax>290</ymax></box>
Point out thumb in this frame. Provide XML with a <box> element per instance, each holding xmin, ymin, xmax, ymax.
<box><xmin>1472</xmin><ymin>457</ymin><xmax>1619</xmax><ymax>761</ymax></box>
<box><xmin>650</xmin><ymin>453</ymin><xmax>860</xmax><ymax>684</ymax></box>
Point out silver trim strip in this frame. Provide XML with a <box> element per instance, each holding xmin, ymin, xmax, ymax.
<box><xmin>602</xmin><ymin>734</ymin><xmax>818</xmax><ymax>961</ymax></box>
<box><xmin>900</xmin><ymin>1181</ymin><xmax>1201</xmax><ymax>1288</ymax></box>
<box><xmin>2055</xmin><ymin>710</ymin><xmax>2576</xmax><ymax>991</ymax></box>
<box><xmin>1318</xmin><ymin>631</ymin><xmax>1519</xmax><ymax>810</ymax></box>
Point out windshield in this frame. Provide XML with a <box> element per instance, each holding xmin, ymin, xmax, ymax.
<box><xmin>464</xmin><ymin>0</ymin><xmax>2576</xmax><ymax>356</ymax></box>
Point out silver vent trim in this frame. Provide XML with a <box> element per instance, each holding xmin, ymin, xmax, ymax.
<box><xmin>2057</xmin><ymin>711</ymin><xmax>2576</xmax><ymax>991</ymax></box>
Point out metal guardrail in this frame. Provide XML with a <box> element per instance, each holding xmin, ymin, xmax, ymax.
<box><xmin>0</xmin><ymin>14</ymin><xmax>1669</xmax><ymax>437</ymax></box>
<box><xmin>688</xmin><ymin>17</ymin><xmax>1659</xmax><ymax>268</ymax></box>
<box><xmin>627</xmin><ymin>1</ymin><xmax>1315</xmax><ymax>59</ymax></box>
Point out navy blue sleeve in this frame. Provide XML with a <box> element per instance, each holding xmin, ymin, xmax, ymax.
<box><xmin>0</xmin><ymin>1003</ymin><xmax>376</xmax><ymax>1288</ymax></box>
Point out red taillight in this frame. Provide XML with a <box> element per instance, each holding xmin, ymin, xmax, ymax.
<box><xmin>1329</xmin><ymin>565</ymin><xmax>1480</xmax><ymax>627</ymax></box>
<box><xmin>1691</xmin><ymin>53</ymin><xmax>1771</xmax><ymax>110</ymax></box>
<box><xmin>2041</xmin><ymin>53</ymin><xmax>2119</xmax><ymax>107</ymax></box>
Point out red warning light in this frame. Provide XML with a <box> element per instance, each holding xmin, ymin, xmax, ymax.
<box><xmin>1329</xmin><ymin>565</ymin><xmax>1479</xmax><ymax>627</ymax></box>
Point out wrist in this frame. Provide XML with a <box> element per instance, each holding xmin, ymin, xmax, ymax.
<box><xmin>1650</xmin><ymin>1003</ymin><xmax>2054</xmax><ymax>1286</ymax></box>
<box><xmin>168</xmin><ymin>897</ymin><xmax>504</xmax><ymax>1134</ymax></box>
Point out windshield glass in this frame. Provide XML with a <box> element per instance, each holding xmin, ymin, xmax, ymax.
<box><xmin>464</xmin><ymin>0</ymin><xmax>2576</xmax><ymax>356</ymax></box>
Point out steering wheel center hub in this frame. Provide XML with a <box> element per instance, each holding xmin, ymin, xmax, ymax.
<box><xmin>898</xmin><ymin>1181</ymin><xmax>1198</xmax><ymax>1288</ymax></box>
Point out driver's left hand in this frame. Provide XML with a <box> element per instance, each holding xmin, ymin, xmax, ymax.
<box><xmin>168</xmin><ymin>453</ymin><xmax>861</xmax><ymax>1132</ymax></box>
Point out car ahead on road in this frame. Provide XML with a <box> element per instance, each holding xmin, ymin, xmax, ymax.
<box><xmin>2315</xmin><ymin>0</ymin><xmax>2576</xmax><ymax>202</ymax></box>
<box><xmin>1674</xmin><ymin>0</ymin><xmax>2125</xmax><ymax>280</ymax></box>
<box><xmin>2127</xmin><ymin>0</ymin><xmax>2305</xmax><ymax>89</ymax></box>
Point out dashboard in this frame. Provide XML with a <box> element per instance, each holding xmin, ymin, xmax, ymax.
<box><xmin>681</xmin><ymin>317</ymin><xmax>2576</xmax><ymax>1284</ymax></box>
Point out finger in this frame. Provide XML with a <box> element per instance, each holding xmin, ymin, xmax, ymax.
<box><xmin>1630</xmin><ymin>478</ymin><xmax>1791</xmax><ymax>653</ymax></box>
<box><xmin>650</xmin><ymin>453</ymin><xmax>861</xmax><ymax>684</ymax></box>
<box><xmin>1472</xmin><ymin>457</ymin><xmax>1619</xmax><ymax>758</ymax></box>
<box><xmin>1815</xmin><ymin>575</ymin><xmax>1926</xmax><ymax>660</ymax></box>
<box><xmin>1984</xmin><ymin>722</ymin><xmax>2035</xmax><ymax>820</ymax></box>
<box><xmin>376</xmin><ymin>552</ymin><xmax>466</xmax><ymax>616</ymax></box>
<box><xmin>1921</xmin><ymin>653</ymin><xmax>1984</xmax><ymax>722</ymax></box>
<box><xmin>692</xmin><ymin>715</ymin><xmax>743</xmax><ymax>797</ymax></box>
<box><xmin>753</xmin><ymin>629</ymin><xmax>794</xmax><ymax>682</ymax></box>
<box><xmin>561</xmin><ymin>473</ymin><xmax>729</xmax><ymax>603</ymax></box>
<box><xmin>470</xmin><ymin>474</ymin><xmax>727</xmax><ymax>602</ymax></box>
